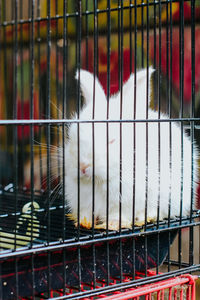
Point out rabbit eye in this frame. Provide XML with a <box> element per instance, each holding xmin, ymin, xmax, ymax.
<box><xmin>109</xmin><ymin>139</ymin><xmax>115</xmax><ymax>144</ymax></box>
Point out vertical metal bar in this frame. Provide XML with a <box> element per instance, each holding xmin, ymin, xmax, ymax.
<box><xmin>55</xmin><ymin>0</ymin><xmax>61</xmax><ymax>185</ymax></box>
<box><xmin>76</xmin><ymin>0</ymin><xmax>82</xmax><ymax>291</ymax></box>
<box><xmin>65</xmin><ymin>1</ymin><xmax>69</xmax><ymax>120</ymax></box>
<box><xmin>180</xmin><ymin>286</ymin><xmax>183</xmax><ymax>299</ymax></box>
<box><xmin>13</xmin><ymin>0</ymin><xmax>18</xmax><ymax>248</ymax></box>
<box><xmin>179</xmin><ymin>0</ymin><xmax>184</xmax><ymax>269</ymax></box>
<box><xmin>37</xmin><ymin>0</ymin><xmax>43</xmax><ymax>191</ymax></box>
<box><xmin>119</xmin><ymin>0</ymin><xmax>124</xmax><ymax>283</ymax></box>
<box><xmin>31</xmin><ymin>253</ymin><xmax>35</xmax><ymax>300</ymax></box>
<box><xmin>153</xmin><ymin>0</ymin><xmax>157</xmax><ymax>72</ymax></box>
<box><xmin>161</xmin><ymin>289</ymin><xmax>164</xmax><ymax>300</ymax></box>
<box><xmin>0</xmin><ymin>261</ymin><xmax>2</xmax><ymax>300</ymax></box>
<box><xmin>0</xmin><ymin>5</ymin><xmax>2</xmax><ymax>292</ymax></box>
<box><xmin>2</xmin><ymin>0</ymin><xmax>8</xmax><ymax>107</ymax></box>
<box><xmin>46</xmin><ymin>0</ymin><xmax>51</xmax><ymax>296</ymax></box>
<box><xmin>169</xmin><ymin>286</ymin><xmax>172</xmax><ymax>299</ymax></box>
<box><xmin>30</xmin><ymin>0</ymin><xmax>35</xmax><ymax>248</ymax></box>
<box><xmin>174</xmin><ymin>288</ymin><xmax>177</xmax><ymax>300</ymax></box>
<box><xmin>92</xmin><ymin>0</ymin><xmax>97</xmax><ymax>237</ymax></box>
<box><xmin>141</xmin><ymin>0</ymin><xmax>144</xmax><ymax>68</ymax></box>
<box><xmin>186</xmin><ymin>285</ymin><xmax>191</xmax><ymax>300</ymax></box>
<box><xmin>92</xmin><ymin>0</ymin><xmax>98</xmax><ymax>289</ymax></box>
<box><xmin>85</xmin><ymin>0</ymin><xmax>89</xmax><ymax>70</ymax></box>
<box><xmin>168</xmin><ymin>0</ymin><xmax>173</xmax><ymax>273</ymax></box>
<box><xmin>119</xmin><ymin>0</ymin><xmax>124</xmax><ymax>231</ymax></box>
<box><xmin>189</xmin><ymin>0</ymin><xmax>195</xmax><ymax>267</ymax></box>
<box><xmin>132</xmin><ymin>0</ymin><xmax>137</xmax><ymax>281</ymax></box>
<box><xmin>62</xmin><ymin>0</ymin><xmax>67</xmax><ymax>242</ymax></box>
<box><xmin>56</xmin><ymin>0</ymin><xmax>59</xmax><ymax>110</ymax></box>
<box><xmin>19</xmin><ymin>0</ymin><xmax>25</xmax><ymax>188</ymax></box>
<box><xmin>191</xmin><ymin>279</ymin><xmax>196</xmax><ymax>300</ymax></box>
<box><xmin>46</xmin><ymin>0</ymin><xmax>51</xmax><ymax>239</ymax></box>
<box><xmin>62</xmin><ymin>0</ymin><xmax>67</xmax><ymax>294</ymax></box>
<box><xmin>153</xmin><ymin>0</ymin><xmax>157</xmax><ymax>129</ymax></box>
<box><xmin>156</xmin><ymin>0</ymin><xmax>162</xmax><ymax>275</ymax></box>
<box><xmin>2</xmin><ymin>0</ymin><xmax>9</xmax><ymax>169</ymax></box>
<box><xmin>96</xmin><ymin>2</ymin><xmax>99</xmax><ymax>77</ymax></box>
<box><xmin>76</xmin><ymin>0</ymin><xmax>81</xmax><ymax>228</ymax></box>
<box><xmin>30</xmin><ymin>3</ymin><xmax>35</xmax><ymax>298</ymax></box>
<box><xmin>166</xmin><ymin>0</ymin><xmax>169</xmax><ymax>114</ymax></box>
<box><xmin>106</xmin><ymin>0</ymin><xmax>111</xmax><ymax>285</ymax></box>
<box><xmin>0</xmin><ymin>2</ymin><xmax>0</xmax><ymax>44</ymax></box>
<box><xmin>118</xmin><ymin>0</ymin><xmax>121</xmax><ymax>92</ymax></box>
<box><xmin>144</xmin><ymin>0</ymin><xmax>150</xmax><ymax>277</ymax></box>
<box><xmin>157</xmin><ymin>290</ymin><xmax>160</xmax><ymax>300</ymax></box>
<box><xmin>129</xmin><ymin>0</ymin><xmax>132</xmax><ymax>74</ymax></box>
<box><xmin>13</xmin><ymin>1</ymin><xmax>19</xmax><ymax>297</ymax></box>
<box><xmin>158</xmin><ymin>0</ymin><xmax>161</xmax><ymax>151</ymax></box>
<box><xmin>63</xmin><ymin>0</ymin><xmax>68</xmax><ymax>121</ymax></box>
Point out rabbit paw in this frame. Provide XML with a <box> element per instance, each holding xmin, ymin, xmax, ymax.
<box><xmin>99</xmin><ymin>221</ymin><xmax>119</xmax><ymax>231</ymax></box>
<box><xmin>80</xmin><ymin>216</ymin><xmax>92</xmax><ymax>229</ymax></box>
<box><xmin>95</xmin><ymin>220</ymin><xmax>132</xmax><ymax>231</ymax></box>
<box><xmin>66</xmin><ymin>213</ymin><xmax>92</xmax><ymax>229</ymax></box>
<box><xmin>134</xmin><ymin>216</ymin><xmax>156</xmax><ymax>227</ymax></box>
<box><xmin>94</xmin><ymin>221</ymin><xmax>119</xmax><ymax>231</ymax></box>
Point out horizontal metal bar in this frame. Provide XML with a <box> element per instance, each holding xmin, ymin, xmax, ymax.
<box><xmin>0</xmin><ymin>118</ymin><xmax>200</xmax><ymax>126</ymax></box>
<box><xmin>0</xmin><ymin>0</ymin><xmax>190</xmax><ymax>28</ymax></box>
<box><xmin>0</xmin><ymin>219</ymin><xmax>199</xmax><ymax>260</ymax></box>
<box><xmin>164</xmin><ymin>260</ymin><xmax>191</xmax><ymax>268</ymax></box>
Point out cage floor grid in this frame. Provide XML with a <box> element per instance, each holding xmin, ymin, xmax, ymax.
<box><xmin>0</xmin><ymin>186</ymin><xmax>200</xmax><ymax>299</ymax></box>
<box><xmin>21</xmin><ymin>272</ymin><xmax>197</xmax><ymax>300</ymax></box>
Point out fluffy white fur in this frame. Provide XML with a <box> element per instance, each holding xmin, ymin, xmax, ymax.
<box><xmin>65</xmin><ymin>68</ymin><xmax>199</xmax><ymax>229</ymax></box>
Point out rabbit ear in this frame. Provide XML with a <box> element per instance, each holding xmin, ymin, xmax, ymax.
<box><xmin>122</xmin><ymin>67</ymin><xmax>155</xmax><ymax>118</ymax></box>
<box><xmin>136</xmin><ymin>66</ymin><xmax>154</xmax><ymax>95</ymax></box>
<box><xmin>75</xmin><ymin>69</ymin><xmax>106</xmax><ymax>105</ymax></box>
<box><xmin>135</xmin><ymin>67</ymin><xmax>154</xmax><ymax>118</ymax></box>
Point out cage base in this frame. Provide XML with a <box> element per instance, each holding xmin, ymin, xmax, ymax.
<box><xmin>21</xmin><ymin>273</ymin><xmax>197</xmax><ymax>300</ymax></box>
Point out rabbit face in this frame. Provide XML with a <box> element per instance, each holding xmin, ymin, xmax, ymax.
<box><xmin>66</xmin><ymin>120</ymin><xmax>119</xmax><ymax>183</ymax></box>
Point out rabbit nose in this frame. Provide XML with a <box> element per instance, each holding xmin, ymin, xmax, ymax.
<box><xmin>80</xmin><ymin>163</ymin><xmax>90</xmax><ymax>175</ymax></box>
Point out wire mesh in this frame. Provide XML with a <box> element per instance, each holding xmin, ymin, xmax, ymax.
<box><xmin>0</xmin><ymin>0</ymin><xmax>200</xmax><ymax>299</ymax></box>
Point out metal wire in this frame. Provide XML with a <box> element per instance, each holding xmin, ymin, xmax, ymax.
<box><xmin>76</xmin><ymin>0</ymin><xmax>82</xmax><ymax>292</ymax></box>
<box><xmin>178</xmin><ymin>0</ymin><xmax>184</xmax><ymax>270</ymax></box>
<box><xmin>106</xmin><ymin>0</ymin><xmax>111</xmax><ymax>285</ymax></box>
<box><xmin>0</xmin><ymin>0</ymin><xmax>199</xmax><ymax>299</ymax></box>
<box><xmin>1</xmin><ymin>117</ymin><xmax>200</xmax><ymax>125</ymax></box>
<box><xmin>13</xmin><ymin>1</ymin><xmax>19</xmax><ymax>298</ymax></box>
<box><xmin>62</xmin><ymin>0</ymin><xmax>67</xmax><ymax>295</ymax></box>
<box><xmin>190</xmin><ymin>0</ymin><xmax>195</xmax><ymax>267</ymax></box>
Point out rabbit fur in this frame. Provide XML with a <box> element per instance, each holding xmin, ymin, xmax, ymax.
<box><xmin>64</xmin><ymin>68</ymin><xmax>198</xmax><ymax>230</ymax></box>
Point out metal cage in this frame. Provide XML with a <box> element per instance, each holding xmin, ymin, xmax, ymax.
<box><xmin>0</xmin><ymin>0</ymin><xmax>200</xmax><ymax>299</ymax></box>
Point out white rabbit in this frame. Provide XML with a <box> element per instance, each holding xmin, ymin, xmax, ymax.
<box><xmin>65</xmin><ymin>68</ymin><xmax>199</xmax><ymax>230</ymax></box>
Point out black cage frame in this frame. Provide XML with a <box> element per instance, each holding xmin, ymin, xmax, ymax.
<box><xmin>0</xmin><ymin>0</ymin><xmax>200</xmax><ymax>299</ymax></box>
